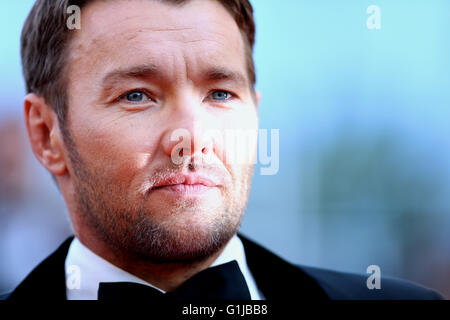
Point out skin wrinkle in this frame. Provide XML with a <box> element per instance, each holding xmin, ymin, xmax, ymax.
<box><xmin>76</xmin><ymin>6</ymin><xmax>234</xmax><ymax>56</ymax></box>
<box><xmin>69</xmin><ymin>7</ymin><xmax>241</xmax><ymax>79</ymax></box>
<box><xmin>125</xmin><ymin>27</ymin><xmax>198</xmax><ymax>42</ymax></box>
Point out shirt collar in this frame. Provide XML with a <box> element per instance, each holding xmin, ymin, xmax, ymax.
<box><xmin>65</xmin><ymin>234</ymin><xmax>263</xmax><ymax>300</ymax></box>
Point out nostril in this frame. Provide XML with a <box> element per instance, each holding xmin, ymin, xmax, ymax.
<box><xmin>201</xmin><ymin>147</ymin><xmax>207</xmax><ymax>154</ymax></box>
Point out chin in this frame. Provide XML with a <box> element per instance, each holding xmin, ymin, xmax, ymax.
<box><xmin>135</xmin><ymin>226</ymin><xmax>237</xmax><ymax>264</ymax></box>
<box><xmin>123</xmin><ymin>207</ymin><xmax>242</xmax><ymax>264</ymax></box>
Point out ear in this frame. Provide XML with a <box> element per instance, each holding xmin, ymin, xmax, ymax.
<box><xmin>255</xmin><ymin>90</ymin><xmax>261</xmax><ymax>109</ymax></box>
<box><xmin>24</xmin><ymin>93</ymin><xmax>67</xmax><ymax>176</ymax></box>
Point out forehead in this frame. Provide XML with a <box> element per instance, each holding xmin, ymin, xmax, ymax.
<box><xmin>68</xmin><ymin>0</ymin><xmax>247</xmax><ymax>83</ymax></box>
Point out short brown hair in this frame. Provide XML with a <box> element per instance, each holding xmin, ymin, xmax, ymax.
<box><xmin>21</xmin><ymin>0</ymin><xmax>256</xmax><ymax>130</ymax></box>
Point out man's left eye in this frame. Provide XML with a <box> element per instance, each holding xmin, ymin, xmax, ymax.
<box><xmin>121</xmin><ymin>90</ymin><xmax>151</xmax><ymax>103</ymax></box>
<box><xmin>210</xmin><ymin>90</ymin><xmax>232</xmax><ymax>101</ymax></box>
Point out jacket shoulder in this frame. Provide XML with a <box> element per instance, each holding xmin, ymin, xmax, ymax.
<box><xmin>238</xmin><ymin>233</ymin><xmax>443</xmax><ymax>300</ymax></box>
<box><xmin>7</xmin><ymin>236</ymin><xmax>74</xmax><ymax>300</ymax></box>
<box><xmin>300</xmin><ymin>265</ymin><xmax>444</xmax><ymax>300</ymax></box>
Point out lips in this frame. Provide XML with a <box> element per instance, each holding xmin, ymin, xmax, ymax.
<box><xmin>150</xmin><ymin>174</ymin><xmax>219</xmax><ymax>195</ymax></box>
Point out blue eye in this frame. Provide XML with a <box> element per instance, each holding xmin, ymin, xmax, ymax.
<box><xmin>124</xmin><ymin>91</ymin><xmax>149</xmax><ymax>102</ymax></box>
<box><xmin>210</xmin><ymin>90</ymin><xmax>231</xmax><ymax>101</ymax></box>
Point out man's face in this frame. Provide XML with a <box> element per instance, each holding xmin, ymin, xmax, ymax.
<box><xmin>64</xmin><ymin>0</ymin><xmax>258</xmax><ymax>263</ymax></box>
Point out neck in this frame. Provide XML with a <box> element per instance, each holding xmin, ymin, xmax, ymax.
<box><xmin>75</xmin><ymin>230</ymin><xmax>228</xmax><ymax>292</ymax></box>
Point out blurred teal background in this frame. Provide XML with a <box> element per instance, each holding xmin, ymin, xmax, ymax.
<box><xmin>1</xmin><ymin>1</ymin><xmax>449</xmax><ymax>297</ymax></box>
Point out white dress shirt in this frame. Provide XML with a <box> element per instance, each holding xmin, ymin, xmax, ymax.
<box><xmin>65</xmin><ymin>235</ymin><xmax>264</xmax><ymax>300</ymax></box>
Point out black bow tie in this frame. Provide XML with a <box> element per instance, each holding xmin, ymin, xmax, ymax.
<box><xmin>98</xmin><ymin>260</ymin><xmax>251</xmax><ymax>301</ymax></box>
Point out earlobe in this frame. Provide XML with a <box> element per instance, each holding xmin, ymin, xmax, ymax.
<box><xmin>24</xmin><ymin>93</ymin><xmax>67</xmax><ymax>176</ymax></box>
<box><xmin>255</xmin><ymin>90</ymin><xmax>261</xmax><ymax>108</ymax></box>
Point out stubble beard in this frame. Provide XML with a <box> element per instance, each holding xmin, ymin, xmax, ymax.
<box><xmin>65</xmin><ymin>132</ymin><xmax>254</xmax><ymax>265</ymax></box>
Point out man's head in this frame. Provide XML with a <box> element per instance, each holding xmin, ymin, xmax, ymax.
<box><xmin>22</xmin><ymin>0</ymin><xmax>259</xmax><ymax>264</ymax></box>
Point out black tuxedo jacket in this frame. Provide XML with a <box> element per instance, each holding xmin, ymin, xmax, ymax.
<box><xmin>1</xmin><ymin>234</ymin><xmax>443</xmax><ymax>300</ymax></box>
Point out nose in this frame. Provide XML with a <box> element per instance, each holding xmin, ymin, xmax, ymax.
<box><xmin>161</xmin><ymin>97</ymin><xmax>213</xmax><ymax>166</ymax></box>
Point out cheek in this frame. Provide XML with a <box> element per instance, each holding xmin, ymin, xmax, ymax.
<box><xmin>70</xmin><ymin>111</ymin><xmax>160</xmax><ymax>182</ymax></box>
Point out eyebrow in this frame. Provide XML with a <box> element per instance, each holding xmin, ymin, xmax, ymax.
<box><xmin>100</xmin><ymin>64</ymin><xmax>248</xmax><ymax>91</ymax></box>
<box><xmin>203</xmin><ymin>67</ymin><xmax>248</xmax><ymax>88</ymax></box>
<box><xmin>101</xmin><ymin>63</ymin><xmax>161</xmax><ymax>88</ymax></box>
